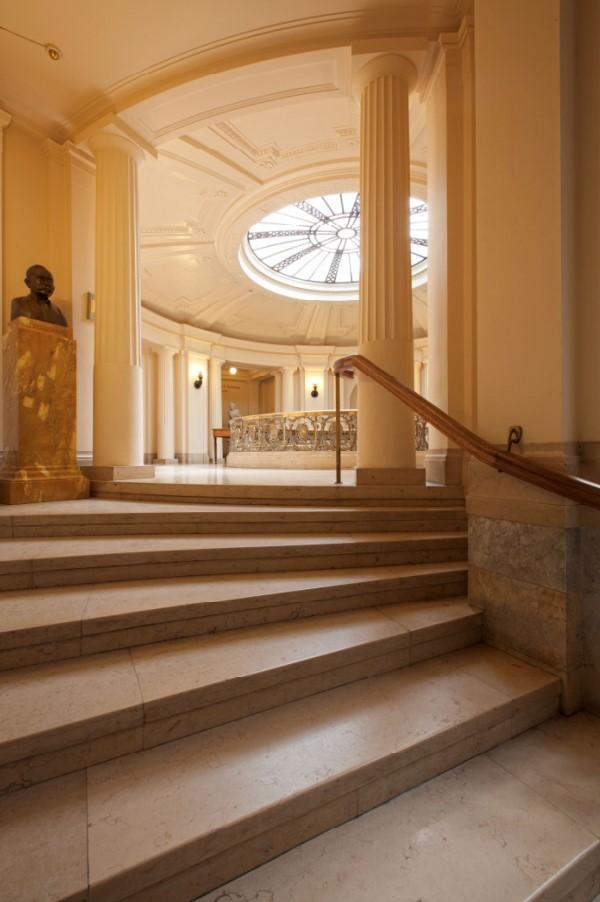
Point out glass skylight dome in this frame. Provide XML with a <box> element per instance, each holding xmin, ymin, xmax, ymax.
<box><xmin>240</xmin><ymin>191</ymin><xmax>428</xmax><ymax>301</ymax></box>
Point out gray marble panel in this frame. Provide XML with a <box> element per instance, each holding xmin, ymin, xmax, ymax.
<box><xmin>469</xmin><ymin>516</ymin><xmax>574</xmax><ymax>593</ymax></box>
<box><xmin>470</xmin><ymin>564</ymin><xmax>568</xmax><ymax>671</ymax></box>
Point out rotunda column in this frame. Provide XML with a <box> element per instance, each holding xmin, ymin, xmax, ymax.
<box><xmin>354</xmin><ymin>55</ymin><xmax>424</xmax><ymax>485</ymax></box>
<box><xmin>209</xmin><ymin>356</ymin><xmax>224</xmax><ymax>462</ymax></box>
<box><xmin>281</xmin><ymin>366</ymin><xmax>296</xmax><ymax>412</ymax></box>
<box><xmin>88</xmin><ymin>132</ymin><xmax>151</xmax><ymax>477</ymax></box>
<box><xmin>155</xmin><ymin>346</ymin><xmax>177</xmax><ymax>464</ymax></box>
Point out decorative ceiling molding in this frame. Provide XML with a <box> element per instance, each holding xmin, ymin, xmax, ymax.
<box><xmin>158</xmin><ymin>148</ymin><xmax>248</xmax><ymax>192</ymax></box>
<box><xmin>139</xmin><ymin>81</ymin><xmax>340</xmax><ymax>143</ymax></box>
<box><xmin>179</xmin><ymin>135</ymin><xmax>262</xmax><ymax>185</ymax></box>
<box><xmin>67</xmin><ymin>8</ymin><xmax>460</xmax><ymax>136</ymax></box>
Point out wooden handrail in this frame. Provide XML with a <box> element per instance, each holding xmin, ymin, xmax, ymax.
<box><xmin>334</xmin><ymin>353</ymin><xmax>600</xmax><ymax>510</ymax></box>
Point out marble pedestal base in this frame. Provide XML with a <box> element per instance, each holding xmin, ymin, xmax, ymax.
<box><xmin>0</xmin><ymin>318</ymin><xmax>89</xmax><ymax>505</ymax></box>
<box><xmin>0</xmin><ymin>471</ymin><xmax>88</xmax><ymax>504</ymax></box>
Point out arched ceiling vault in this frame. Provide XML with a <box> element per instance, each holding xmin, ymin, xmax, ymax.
<box><xmin>1</xmin><ymin>0</ymin><xmax>470</xmax><ymax>344</ymax></box>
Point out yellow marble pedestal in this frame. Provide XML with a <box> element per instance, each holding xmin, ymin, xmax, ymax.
<box><xmin>0</xmin><ymin>318</ymin><xmax>89</xmax><ymax>504</ymax></box>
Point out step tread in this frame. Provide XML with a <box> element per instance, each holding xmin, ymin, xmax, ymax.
<box><xmin>0</xmin><ymin>645</ymin><xmax>560</xmax><ymax>902</ymax></box>
<box><xmin>0</xmin><ymin>500</ymin><xmax>466</xmax><ymax>523</ymax></box>
<box><xmin>0</xmin><ymin>530</ymin><xmax>467</xmax><ymax>567</ymax></box>
<box><xmin>0</xmin><ymin>562</ymin><xmax>469</xmax><ymax>650</ymax></box>
<box><xmin>193</xmin><ymin>713</ymin><xmax>600</xmax><ymax>902</ymax></box>
<box><xmin>0</xmin><ymin>599</ymin><xmax>479</xmax><ymax>764</ymax></box>
<box><xmin>86</xmin><ymin>645</ymin><xmax>558</xmax><ymax>897</ymax></box>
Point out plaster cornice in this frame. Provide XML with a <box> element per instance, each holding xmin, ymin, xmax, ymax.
<box><xmin>68</xmin><ymin>13</ymin><xmax>465</xmax><ymax>139</ymax></box>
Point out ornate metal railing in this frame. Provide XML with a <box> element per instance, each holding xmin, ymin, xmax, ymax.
<box><xmin>415</xmin><ymin>415</ymin><xmax>429</xmax><ymax>452</ymax></box>
<box><xmin>230</xmin><ymin>411</ymin><xmax>357</xmax><ymax>453</ymax></box>
<box><xmin>229</xmin><ymin>410</ymin><xmax>429</xmax><ymax>455</ymax></box>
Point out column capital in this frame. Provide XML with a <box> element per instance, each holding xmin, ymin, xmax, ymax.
<box><xmin>353</xmin><ymin>54</ymin><xmax>418</xmax><ymax>99</ymax></box>
<box><xmin>88</xmin><ymin>131</ymin><xmax>145</xmax><ymax>165</ymax></box>
<box><xmin>0</xmin><ymin>109</ymin><xmax>12</xmax><ymax>130</ymax></box>
<box><xmin>157</xmin><ymin>345</ymin><xmax>178</xmax><ymax>359</ymax></box>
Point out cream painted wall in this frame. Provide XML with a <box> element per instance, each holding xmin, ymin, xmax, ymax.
<box><xmin>259</xmin><ymin>376</ymin><xmax>275</xmax><ymax>414</ymax></box>
<box><xmin>3</xmin><ymin>123</ymin><xmax>49</xmax><ymax>323</ymax></box>
<box><xmin>575</xmin><ymin>0</ymin><xmax>600</xmax><ymax>447</ymax></box>
<box><xmin>70</xmin><ymin>159</ymin><xmax>95</xmax><ymax>459</ymax></box>
<box><xmin>474</xmin><ymin>0</ymin><xmax>574</xmax><ymax>446</ymax></box>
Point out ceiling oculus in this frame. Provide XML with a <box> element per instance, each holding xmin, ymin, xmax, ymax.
<box><xmin>241</xmin><ymin>192</ymin><xmax>428</xmax><ymax>301</ymax></box>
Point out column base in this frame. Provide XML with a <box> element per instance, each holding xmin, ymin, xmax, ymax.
<box><xmin>425</xmin><ymin>449</ymin><xmax>464</xmax><ymax>486</ymax></box>
<box><xmin>355</xmin><ymin>467</ymin><xmax>426</xmax><ymax>486</ymax></box>
<box><xmin>0</xmin><ymin>471</ymin><xmax>89</xmax><ymax>505</ymax></box>
<box><xmin>82</xmin><ymin>465</ymin><xmax>155</xmax><ymax>481</ymax></box>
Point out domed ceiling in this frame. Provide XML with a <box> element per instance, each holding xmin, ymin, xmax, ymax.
<box><xmin>133</xmin><ymin>48</ymin><xmax>429</xmax><ymax>346</ymax></box>
<box><xmin>0</xmin><ymin>0</ymin><xmax>468</xmax><ymax>345</ymax></box>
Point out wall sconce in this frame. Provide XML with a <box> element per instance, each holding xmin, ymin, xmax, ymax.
<box><xmin>310</xmin><ymin>384</ymin><xmax>319</xmax><ymax>398</ymax></box>
<box><xmin>193</xmin><ymin>373</ymin><xmax>204</xmax><ymax>389</ymax></box>
<box><xmin>85</xmin><ymin>292</ymin><xmax>96</xmax><ymax>321</ymax></box>
<box><xmin>228</xmin><ymin>366</ymin><xmax>238</xmax><ymax>375</ymax></box>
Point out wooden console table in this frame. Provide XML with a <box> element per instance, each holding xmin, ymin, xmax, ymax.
<box><xmin>212</xmin><ymin>428</ymin><xmax>231</xmax><ymax>463</ymax></box>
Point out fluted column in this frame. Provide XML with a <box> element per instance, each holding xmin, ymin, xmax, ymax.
<box><xmin>209</xmin><ymin>356</ymin><xmax>224</xmax><ymax>461</ymax></box>
<box><xmin>88</xmin><ymin>132</ymin><xmax>151</xmax><ymax>476</ymax></box>
<box><xmin>155</xmin><ymin>346</ymin><xmax>177</xmax><ymax>464</ymax></box>
<box><xmin>282</xmin><ymin>366</ymin><xmax>296</xmax><ymax>412</ymax></box>
<box><xmin>354</xmin><ymin>55</ymin><xmax>424</xmax><ymax>484</ymax></box>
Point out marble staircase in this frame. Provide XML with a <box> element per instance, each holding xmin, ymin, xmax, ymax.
<box><xmin>0</xmin><ymin>491</ymin><xmax>572</xmax><ymax>902</ymax></box>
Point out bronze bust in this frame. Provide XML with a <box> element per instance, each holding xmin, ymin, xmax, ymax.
<box><xmin>11</xmin><ymin>265</ymin><xmax>68</xmax><ymax>327</ymax></box>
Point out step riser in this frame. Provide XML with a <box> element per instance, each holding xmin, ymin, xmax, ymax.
<box><xmin>0</xmin><ymin>577</ymin><xmax>468</xmax><ymax>670</ymax></box>
<box><xmin>1</xmin><ymin>518</ymin><xmax>468</xmax><ymax>538</ymax></box>
<box><xmin>0</xmin><ymin>544</ymin><xmax>468</xmax><ymax>591</ymax></box>
<box><xmin>91</xmin><ymin>681</ymin><xmax>560</xmax><ymax>902</ymax></box>
<box><xmin>0</xmin><ymin>616</ymin><xmax>482</xmax><ymax>797</ymax></box>
<box><xmin>93</xmin><ymin>490</ymin><xmax>463</xmax><ymax>508</ymax></box>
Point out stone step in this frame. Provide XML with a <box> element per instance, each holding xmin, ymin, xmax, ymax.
<box><xmin>0</xmin><ymin>561</ymin><xmax>469</xmax><ymax>669</ymax></box>
<box><xmin>193</xmin><ymin>712</ymin><xmax>600</xmax><ymax>902</ymax></box>
<box><xmin>92</xmin><ymin>480</ymin><xmax>465</xmax><ymax>506</ymax></box>
<box><xmin>0</xmin><ymin>599</ymin><xmax>481</xmax><ymax>795</ymax></box>
<box><xmin>0</xmin><ymin>645</ymin><xmax>560</xmax><ymax>902</ymax></box>
<box><xmin>0</xmin><ymin>530</ymin><xmax>467</xmax><ymax>591</ymax></box>
<box><xmin>0</xmin><ymin>501</ymin><xmax>467</xmax><ymax>537</ymax></box>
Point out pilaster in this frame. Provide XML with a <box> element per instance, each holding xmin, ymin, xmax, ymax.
<box><xmin>86</xmin><ymin>131</ymin><xmax>152</xmax><ymax>479</ymax></box>
<box><xmin>155</xmin><ymin>346</ymin><xmax>177</xmax><ymax>464</ymax></box>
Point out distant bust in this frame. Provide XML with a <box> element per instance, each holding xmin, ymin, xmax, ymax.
<box><xmin>228</xmin><ymin>401</ymin><xmax>241</xmax><ymax>422</ymax></box>
<box><xmin>10</xmin><ymin>265</ymin><xmax>68</xmax><ymax>327</ymax></box>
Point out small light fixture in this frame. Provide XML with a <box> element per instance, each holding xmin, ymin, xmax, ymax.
<box><xmin>228</xmin><ymin>366</ymin><xmax>238</xmax><ymax>375</ymax></box>
<box><xmin>193</xmin><ymin>373</ymin><xmax>203</xmax><ymax>389</ymax></box>
<box><xmin>310</xmin><ymin>384</ymin><xmax>319</xmax><ymax>398</ymax></box>
<box><xmin>0</xmin><ymin>25</ymin><xmax>63</xmax><ymax>61</ymax></box>
<box><xmin>85</xmin><ymin>292</ymin><xmax>96</xmax><ymax>321</ymax></box>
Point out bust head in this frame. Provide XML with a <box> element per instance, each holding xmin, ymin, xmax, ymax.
<box><xmin>11</xmin><ymin>265</ymin><xmax>67</xmax><ymax>326</ymax></box>
<box><xmin>25</xmin><ymin>265</ymin><xmax>55</xmax><ymax>300</ymax></box>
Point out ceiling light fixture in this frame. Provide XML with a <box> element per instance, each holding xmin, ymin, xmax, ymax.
<box><xmin>0</xmin><ymin>25</ymin><xmax>63</xmax><ymax>60</ymax></box>
<box><xmin>228</xmin><ymin>366</ymin><xmax>238</xmax><ymax>375</ymax></box>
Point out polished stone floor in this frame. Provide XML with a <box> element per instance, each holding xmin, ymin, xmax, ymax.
<box><xmin>194</xmin><ymin>712</ymin><xmax>600</xmax><ymax>902</ymax></box>
<box><xmin>132</xmin><ymin>463</ymin><xmax>358</xmax><ymax>486</ymax></box>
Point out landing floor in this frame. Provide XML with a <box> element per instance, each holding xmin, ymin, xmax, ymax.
<box><xmin>134</xmin><ymin>463</ymin><xmax>358</xmax><ymax>486</ymax></box>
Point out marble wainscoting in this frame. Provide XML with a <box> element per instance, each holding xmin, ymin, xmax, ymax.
<box><xmin>581</xmin><ymin>508</ymin><xmax>600</xmax><ymax>716</ymax></box>
<box><xmin>466</xmin><ymin>456</ymin><xmax>590</xmax><ymax>715</ymax></box>
<box><xmin>0</xmin><ymin>318</ymin><xmax>88</xmax><ymax>504</ymax></box>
